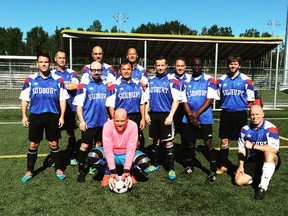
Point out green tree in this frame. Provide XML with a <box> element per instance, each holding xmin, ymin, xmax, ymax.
<box><xmin>25</xmin><ymin>27</ymin><xmax>49</xmax><ymax>55</ymax></box>
<box><xmin>0</xmin><ymin>27</ymin><xmax>6</xmax><ymax>55</ymax></box>
<box><xmin>131</xmin><ymin>20</ymin><xmax>197</xmax><ymax>35</ymax></box>
<box><xmin>86</xmin><ymin>20</ymin><xmax>102</xmax><ymax>32</ymax></box>
<box><xmin>239</xmin><ymin>28</ymin><xmax>260</xmax><ymax>37</ymax></box>
<box><xmin>207</xmin><ymin>25</ymin><xmax>233</xmax><ymax>36</ymax></box>
<box><xmin>261</xmin><ymin>32</ymin><xmax>272</xmax><ymax>37</ymax></box>
<box><xmin>111</xmin><ymin>25</ymin><xmax>118</xmax><ymax>33</ymax></box>
<box><xmin>5</xmin><ymin>27</ymin><xmax>25</xmax><ymax>55</ymax></box>
<box><xmin>49</xmin><ymin>27</ymin><xmax>67</xmax><ymax>55</ymax></box>
<box><xmin>200</xmin><ymin>27</ymin><xmax>208</xmax><ymax>36</ymax></box>
<box><xmin>0</xmin><ymin>27</ymin><xmax>24</xmax><ymax>55</ymax></box>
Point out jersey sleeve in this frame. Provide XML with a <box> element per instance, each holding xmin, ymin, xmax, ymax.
<box><xmin>19</xmin><ymin>77</ymin><xmax>31</xmax><ymax>102</ymax></box>
<box><xmin>103</xmin><ymin>121</ymin><xmax>117</xmax><ymax>170</ymax></box>
<box><xmin>106</xmin><ymin>73</ymin><xmax>116</xmax><ymax>83</ymax></box>
<box><xmin>105</xmin><ymin>84</ymin><xmax>116</xmax><ymax>108</ymax></box>
<box><xmin>267</xmin><ymin>126</ymin><xmax>280</xmax><ymax>151</ymax></box>
<box><xmin>71</xmin><ymin>71</ymin><xmax>79</xmax><ymax>84</ymax></box>
<box><xmin>73</xmin><ymin>84</ymin><xmax>86</xmax><ymax>107</ymax></box>
<box><xmin>207</xmin><ymin>77</ymin><xmax>220</xmax><ymax>100</ymax></box>
<box><xmin>59</xmin><ymin>78</ymin><xmax>70</xmax><ymax>101</ymax></box>
<box><xmin>123</xmin><ymin>122</ymin><xmax>138</xmax><ymax>170</ymax></box>
<box><xmin>246</xmin><ymin>79</ymin><xmax>255</xmax><ymax>101</ymax></box>
<box><xmin>170</xmin><ymin>78</ymin><xmax>182</xmax><ymax>101</ymax></box>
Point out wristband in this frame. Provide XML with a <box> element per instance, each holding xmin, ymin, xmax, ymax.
<box><xmin>252</xmin><ymin>144</ymin><xmax>255</xmax><ymax>149</ymax></box>
<box><xmin>238</xmin><ymin>152</ymin><xmax>245</xmax><ymax>161</ymax></box>
<box><xmin>110</xmin><ymin>169</ymin><xmax>117</xmax><ymax>174</ymax></box>
<box><xmin>123</xmin><ymin>169</ymin><xmax>130</xmax><ymax>174</ymax></box>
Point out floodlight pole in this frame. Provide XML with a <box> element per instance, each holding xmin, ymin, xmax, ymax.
<box><xmin>267</xmin><ymin>19</ymin><xmax>280</xmax><ymax>89</ymax></box>
<box><xmin>113</xmin><ymin>12</ymin><xmax>129</xmax><ymax>33</ymax></box>
<box><xmin>280</xmin><ymin>6</ymin><xmax>288</xmax><ymax>91</ymax></box>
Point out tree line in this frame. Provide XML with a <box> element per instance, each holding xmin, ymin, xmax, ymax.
<box><xmin>0</xmin><ymin>19</ymin><xmax>273</xmax><ymax>57</ymax></box>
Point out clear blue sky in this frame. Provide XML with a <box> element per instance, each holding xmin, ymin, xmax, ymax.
<box><xmin>0</xmin><ymin>0</ymin><xmax>287</xmax><ymax>38</ymax></box>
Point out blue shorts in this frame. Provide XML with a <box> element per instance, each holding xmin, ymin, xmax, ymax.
<box><xmin>95</xmin><ymin>147</ymin><xmax>144</xmax><ymax>166</ymax></box>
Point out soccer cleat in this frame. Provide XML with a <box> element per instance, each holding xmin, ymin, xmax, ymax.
<box><xmin>70</xmin><ymin>159</ymin><xmax>77</xmax><ymax>166</ymax></box>
<box><xmin>55</xmin><ymin>169</ymin><xmax>66</xmax><ymax>180</ymax></box>
<box><xmin>216</xmin><ymin>166</ymin><xmax>227</xmax><ymax>174</ymax></box>
<box><xmin>21</xmin><ymin>171</ymin><xmax>33</xmax><ymax>183</ymax></box>
<box><xmin>89</xmin><ymin>167</ymin><xmax>96</xmax><ymax>175</ymax></box>
<box><xmin>77</xmin><ymin>172</ymin><xmax>85</xmax><ymax>183</ymax></box>
<box><xmin>144</xmin><ymin>165</ymin><xmax>160</xmax><ymax>173</ymax></box>
<box><xmin>254</xmin><ymin>187</ymin><xmax>266</xmax><ymax>200</ymax></box>
<box><xmin>101</xmin><ymin>174</ymin><xmax>110</xmax><ymax>187</ymax></box>
<box><xmin>182</xmin><ymin>166</ymin><xmax>194</xmax><ymax>174</ymax></box>
<box><xmin>168</xmin><ymin>170</ymin><xmax>176</xmax><ymax>180</ymax></box>
<box><xmin>206</xmin><ymin>172</ymin><xmax>217</xmax><ymax>182</ymax></box>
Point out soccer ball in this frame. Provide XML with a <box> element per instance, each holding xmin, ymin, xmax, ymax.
<box><xmin>109</xmin><ymin>175</ymin><xmax>132</xmax><ymax>194</ymax></box>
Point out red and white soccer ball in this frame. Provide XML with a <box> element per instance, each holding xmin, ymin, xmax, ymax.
<box><xmin>109</xmin><ymin>175</ymin><xmax>133</xmax><ymax>194</ymax></box>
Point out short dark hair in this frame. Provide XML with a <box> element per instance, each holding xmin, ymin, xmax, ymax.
<box><xmin>55</xmin><ymin>50</ymin><xmax>66</xmax><ymax>57</ymax></box>
<box><xmin>191</xmin><ymin>57</ymin><xmax>202</xmax><ymax>67</ymax></box>
<box><xmin>174</xmin><ymin>56</ymin><xmax>186</xmax><ymax>64</ymax></box>
<box><xmin>227</xmin><ymin>54</ymin><xmax>241</xmax><ymax>66</ymax></box>
<box><xmin>154</xmin><ymin>55</ymin><xmax>166</xmax><ymax>62</ymax></box>
<box><xmin>37</xmin><ymin>53</ymin><xmax>51</xmax><ymax>62</ymax></box>
<box><xmin>119</xmin><ymin>59</ymin><xmax>133</xmax><ymax>69</ymax></box>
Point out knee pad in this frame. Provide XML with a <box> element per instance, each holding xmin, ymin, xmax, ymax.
<box><xmin>87</xmin><ymin>148</ymin><xmax>104</xmax><ymax>166</ymax></box>
<box><xmin>133</xmin><ymin>154</ymin><xmax>151</xmax><ymax>170</ymax></box>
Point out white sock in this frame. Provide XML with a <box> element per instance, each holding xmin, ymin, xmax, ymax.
<box><xmin>259</xmin><ymin>162</ymin><xmax>276</xmax><ymax>191</ymax></box>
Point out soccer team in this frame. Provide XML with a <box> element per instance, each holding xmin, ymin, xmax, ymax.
<box><xmin>19</xmin><ymin>46</ymin><xmax>280</xmax><ymax>200</ymax></box>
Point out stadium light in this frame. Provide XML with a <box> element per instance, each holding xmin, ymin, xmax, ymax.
<box><xmin>267</xmin><ymin>19</ymin><xmax>281</xmax><ymax>36</ymax></box>
<box><xmin>113</xmin><ymin>12</ymin><xmax>129</xmax><ymax>33</ymax></box>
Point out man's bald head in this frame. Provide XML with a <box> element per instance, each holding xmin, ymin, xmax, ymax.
<box><xmin>113</xmin><ymin>109</ymin><xmax>128</xmax><ymax>132</ymax></box>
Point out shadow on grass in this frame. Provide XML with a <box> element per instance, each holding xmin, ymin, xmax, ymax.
<box><xmin>144</xmin><ymin>142</ymin><xmax>239</xmax><ymax>183</ymax></box>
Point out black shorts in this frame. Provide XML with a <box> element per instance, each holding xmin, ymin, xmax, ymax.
<box><xmin>149</xmin><ymin>112</ymin><xmax>174</xmax><ymax>141</ymax></box>
<box><xmin>81</xmin><ymin>127</ymin><xmax>103</xmax><ymax>146</ymax></box>
<box><xmin>128</xmin><ymin>113</ymin><xmax>142</xmax><ymax>140</ymax></box>
<box><xmin>29</xmin><ymin>113</ymin><xmax>60</xmax><ymax>143</ymax></box>
<box><xmin>174</xmin><ymin>103</ymin><xmax>185</xmax><ymax>134</ymax></box>
<box><xmin>182</xmin><ymin>123</ymin><xmax>213</xmax><ymax>141</ymax></box>
<box><xmin>244</xmin><ymin>153</ymin><xmax>281</xmax><ymax>179</ymax></box>
<box><xmin>219</xmin><ymin>110</ymin><xmax>248</xmax><ymax>140</ymax></box>
<box><xmin>60</xmin><ymin>104</ymin><xmax>77</xmax><ymax>131</ymax></box>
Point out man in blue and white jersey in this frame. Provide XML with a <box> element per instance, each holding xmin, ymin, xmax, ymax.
<box><xmin>73</xmin><ymin>61</ymin><xmax>110</xmax><ymax>183</ymax></box>
<box><xmin>117</xmin><ymin>48</ymin><xmax>148</xmax><ymax>90</ymax></box>
<box><xmin>235</xmin><ymin>105</ymin><xmax>280</xmax><ymax>200</ymax></box>
<box><xmin>172</xmin><ymin>57</ymin><xmax>189</xmax><ymax>135</ymax></box>
<box><xmin>81</xmin><ymin>46</ymin><xmax>115</xmax><ymax>85</ymax></box>
<box><xmin>52</xmin><ymin>50</ymin><xmax>79</xmax><ymax>166</ymax></box>
<box><xmin>217</xmin><ymin>54</ymin><xmax>255</xmax><ymax>175</ymax></box>
<box><xmin>106</xmin><ymin>60</ymin><xmax>146</xmax><ymax>149</ymax></box>
<box><xmin>182</xmin><ymin>57</ymin><xmax>219</xmax><ymax>181</ymax></box>
<box><xmin>144</xmin><ymin>55</ymin><xmax>182</xmax><ymax>180</ymax></box>
<box><xmin>20</xmin><ymin>53</ymin><xmax>69</xmax><ymax>183</ymax></box>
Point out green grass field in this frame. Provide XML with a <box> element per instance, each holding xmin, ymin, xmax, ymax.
<box><xmin>0</xmin><ymin>109</ymin><xmax>288</xmax><ymax>216</ymax></box>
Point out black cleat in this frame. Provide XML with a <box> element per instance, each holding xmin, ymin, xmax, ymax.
<box><xmin>206</xmin><ymin>172</ymin><xmax>217</xmax><ymax>182</ymax></box>
<box><xmin>254</xmin><ymin>187</ymin><xmax>266</xmax><ymax>200</ymax></box>
<box><xmin>77</xmin><ymin>172</ymin><xmax>86</xmax><ymax>183</ymax></box>
<box><xmin>182</xmin><ymin>166</ymin><xmax>194</xmax><ymax>174</ymax></box>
